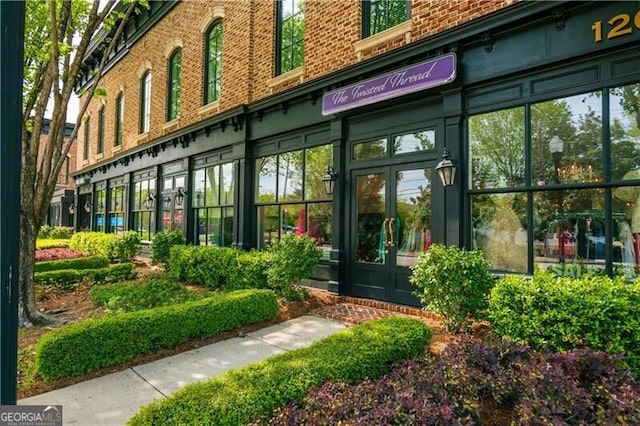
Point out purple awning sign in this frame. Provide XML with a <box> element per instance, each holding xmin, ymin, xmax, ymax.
<box><xmin>322</xmin><ymin>53</ymin><xmax>457</xmax><ymax>116</ymax></box>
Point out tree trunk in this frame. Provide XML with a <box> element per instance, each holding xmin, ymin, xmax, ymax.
<box><xmin>18</xmin><ymin>209</ymin><xmax>58</xmax><ymax>327</ymax></box>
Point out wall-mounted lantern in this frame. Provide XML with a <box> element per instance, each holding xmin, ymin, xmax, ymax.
<box><xmin>84</xmin><ymin>201</ymin><xmax>91</xmax><ymax>213</ymax></box>
<box><xmin>144</xmin><ymin>192</ymin><xmax>155</xmax><ymax>209</ymax></box>
<box><xmin>68</xmin><ymin>203</ymin><xmax>75</xmax><ymax>215</ymax></box>
<box><xmin>322</xmin><ymin>166</ymin><xmax>338</xmax><ymax>196</ymax></box>
<box><xmin>175</xmin><ymin>187</ymin><xmax>186</xmax><ymax>206</ymax></box>
<box><xmin>436</xmin><ymin>148</ymin><xmax>457</xmax><ymax>187</ymax></box>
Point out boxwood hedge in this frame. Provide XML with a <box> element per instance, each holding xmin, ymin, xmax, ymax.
<box><xmin>488</xmin><ymin>269</ymin><xmax>640</xmax><ymax>373</ymax></box>
<box><xmin>34</xmin><ymin>256</ymin><xmax>109</xmax><ymax>273</ymax></box>
<box><xmin>128</xmin><ymin>316</ymin><xmax>432</xmax><ymax>426</ymax></box>
<box><xmin>34</xmin><ymin>263</ymin><xmax>136</xmax><ymax>290</ymax></box>
<box><xmin>35</xmin><ymin>289</ymin><xmax>279</xmax><ymax>381</ymax></box>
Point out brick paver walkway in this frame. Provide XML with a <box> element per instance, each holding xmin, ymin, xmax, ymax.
<box><xmin>311</xmin><ymin>296</ymin><xmax>443</xmax><ymax>326</ymax></box>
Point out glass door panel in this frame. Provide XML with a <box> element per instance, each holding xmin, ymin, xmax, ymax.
<box><xmin>395</xmin><ymin>168</ymin><xmax>432</xmax><ymax>268</ymax></box>
<box><xmin>355</xmin><ymin>173</ymin><xmax>386</xmax><ymax>264</ymax></box>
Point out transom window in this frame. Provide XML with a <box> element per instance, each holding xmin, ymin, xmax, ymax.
<box><xmin>352</xmin><ymin>128</ymin><xmax>435</xmax><ymax>161</ymax></box>
<box><xmin>204</xmin><ymin>22</ymin><xmax>223</xmax><ymax>104</ymax></box>
<box><xmin>276</xmin><ymin>0</ymin><xmax>304</xmax><ymax>75</ymax></box>
<box><xmin>255</xmin><ymin>144</ymin><xmax>332</xmax><ymax>257</ymax></box>
<box><xmin>167</xmin><ymin>48</ymin><xmax>182</xmax><ymax>121</ymax></box>
<box><xmin>139</xmin><ymin>70</ymin><xmax>151</xmax><ymax>133</ymax></box>
<box><xmin>469</xmin><ymin>83</ymin><xmax>640</xmax><ymax>279</ymax></box>
<box><xmin>361</xmin><ymin>0</ymin><xmax>410</xmax><ymax>38</ymax></box>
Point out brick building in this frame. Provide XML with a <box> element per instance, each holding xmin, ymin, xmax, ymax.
<box><xmin>74</xmin><ymin>1</ymin><xmax>640</xmax><ymax>305</ymax></box>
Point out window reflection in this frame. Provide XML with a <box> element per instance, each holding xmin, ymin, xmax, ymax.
<box><xmin>193</xmin><ymin>161</ymin><xmax>235</xmax><ymax>246</ymax></box>
<box><xmin>472</xmin><ymin>193</ymin><xmax>528</xmax><ymax>273</ymax></box>
<box><xmin>469</xmin><ymin>107</ymin><xmax>525</xmax><ymax>189</ymax></box>
<box><xmin>353</xmin><ymin>139</ymin><xmax>387</xmax><ymax>161</ymax></box>
<box><xmin>532</xmin><ymin>92</ymin><xmax>602</xmax><ymax>185</ymax></box>
<box><xmin>256</xmin><ymin>144</ymin><xmax>333</xmax><ymax>255</ymax></box>
<box><xmin>132</xmin><ymin>178</ymin><xmax>155</xmax><ymax>241</ymax></box>
<box><xmin>610</xmin><ymin>84</ymin><xmax>640</xmax><ymax>182</ymax></box>
<box><xmin>393</xmin><ymin>129</ymin><xmax>435</xmax><ymax>155</ymax></box>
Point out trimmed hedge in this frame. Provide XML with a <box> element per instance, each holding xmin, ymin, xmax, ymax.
<box><xmin>488</xmin><ymin>269</ymin><xmax>640</xmax><ymax>373</ymax></box>
<box><xmin>128</xmin><ymin>317</ymin><xmax>432</xmax><ymax>426</ymax></box>
<box><xmin>150</xmin><ymin>230</ymin><xmax>185</xmax><ymax>265</ymax></box>
<box><xmin>35</xmin><ymin>289</ymin><xmax>279</xmax><ymax>380</ymax></box>
<box><xmin>34</xmin><ymin>263</ymin><xmax>136</xmax><ymax>289</ymax></box>
<box><xmin>34</xmin><ymin>256</ymin><xmax>109</xmax><ymax>273</ymax></box>
<box><xmin>168</xmin><ymin>246</ymin><xmax>241</xmax><ymax>290</ymax></box>
<box><xmin>35</xmin><ymin>239</ymin><xmax>71</xmax><ymax>250</ymax></box>
<box><xmin>69</xmin><ymin>231</ymin><xmax>140</xmax><ymax>262</ymax></box>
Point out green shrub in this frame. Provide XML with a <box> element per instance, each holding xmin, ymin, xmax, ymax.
<box><xmin>168</xmin><ymin>246</ymin><xmax>241</xmax><ymax>290</ymax></box>
<box><xmin>34</xmin><ymin>263</ymin><xmax>136</xmax><ymax>289</ymax></box>
<box><xmin>89</xmin><ymin>277</ymin><xmax>203</xmax><ymax>313</ymax></box>
<box><xmin>266</xmin><ymin>234</ymin><xmax>322</xmax><ymax>300</ymax></box>
<box><xmin>35</xmin><ymin>289</ymin><xmax>278</xmax><ymax>380</ymax></box>
<box><xmin>151</xmin><ymin>230</ymin><xmax>185</xmax><ymax>265</ymax></box>
<box><xmin>488</xmin><ymin>269</ymin><xmax>640</xmax><ymax>373</ymax></box>
<box><xmin>227</xmin><ymin>250</ymin><xmax>270</xmax><ymax>290</ymax></box>
<box><xmin>70</xmin><ymin>231</ymin><xmax>140</xmax><ymax>262</ymax></box>
<box><xmin>38</xmin><ymin>225</ymin><xmax>53</xmax><ymax>239</ymax></box>
<box><xmin>109</xmin><ymin>231</ymin><xmax>141</xmax><ymax>262</ymax></box>
<box><xmin>35</xmin><ymin>239</ymin><xmax>71</xmax><ymax>250</ymax></box>
<box><xmin>410</xmin><ymin>243</ymin><xmax>495</xmax><ymax>332</ymax></box>
<box><xmin>38</xmin><ymin>225</ymin><xmax>72</xmax><ymax>239</ymax></box>
<box><xmin>128</xmin><ymin>317</ymin><xmax>432</xmax><ymax>426</ymax></box>
<box><xmin>49</xmin><ymin>226</ymin><xmax>73</xmax><ymax>239</ymax></box>
<box><xmin>34</xmin><ymin>256</ymin><xmax>109</xmax><ymax>273</ymax></box>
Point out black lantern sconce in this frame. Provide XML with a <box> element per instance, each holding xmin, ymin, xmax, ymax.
<box><xmin>436</xmin><ymin>148</ymin><xmax>457</xmax><ymax>187</ymax></box>
<box><xmin>84</xmin><ymin>200</ymin><xmax>91</xmax><ymax>213</ymax></box>
<box><xmin>175</xmin><ymin>187</ymin><xmax>186</xmax><ymax>206</ymax></box>
<box><xmin>163</xmin><ymin>196</ymin><xmax>172</xmax><ymax>209</ymax></box>
<box><xmin>144</xmin><ymin>192</ymin><xmax>155</xmax><ymax>209</ymax></box>
<box><xmin>322</xmin><ymin>166</ymin><xmax>338</xmax><ymax>196</ymax></box>
<box><xmin>68</xmin><ymin>203</ymin><xmax>75</xmax><ymax>215</ymax></box>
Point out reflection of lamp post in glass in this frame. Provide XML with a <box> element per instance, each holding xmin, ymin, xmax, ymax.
<box><xmin>549</xmin><ymin>136</ymin><xmax>565</xmax><ymax>261</ymax></box>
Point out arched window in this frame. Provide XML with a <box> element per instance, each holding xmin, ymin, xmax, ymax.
<box><xmin>139</xmin><ymin>70</ymin><xmax>152</xmax><ymax>133</ymax></box>
<box><xmin>204</xmin><ymin>21</ymin><xmax>223</xmax><ymax>105</ymax></box>
<box><xmin>167</xmin><ymin>48</ymin><xmax>182</xmax><ymax>120</ymax></box>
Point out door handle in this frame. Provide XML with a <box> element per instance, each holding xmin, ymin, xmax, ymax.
<box><xmin>383</xmin><ymin>218</ymin><xmax>390</xmax><ymax>246</ymax></box>
<box><xmin>389</xmin><ymin>218</ymin><xmax>395</xmax><ymax>247</ymax></box>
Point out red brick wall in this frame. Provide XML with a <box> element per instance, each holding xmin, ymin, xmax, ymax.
<box><xmin>78</xmin><ymin>0</ymin><xmax>514</xmax><ymax>169</ymax></box>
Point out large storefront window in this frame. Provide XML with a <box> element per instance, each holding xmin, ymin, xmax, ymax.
<box><xmin>193</xmin><ymin>162</ymin><xmax>234</xmax><ymax>246</ymax></box>
<box><xmin>256</xmin><ymin>144</ymin><xmax>332</xmax><ymax>258</ymax></box>
<box><xmin>469</xmin><ymin>83</ymin><xmax>640</xmax><ymax>279</ymax></box>
<box><xmin>108</xmin><ymin>186</ymin><xmax>125</xmax><ymax>233</ymax></box>
<box><xmin>132</xmin><ymin>179</ymin><xmax>156</xmax><ymax>242</ymax></box>
<box><xmin>94</xmin><ymin>189</ymin><xmax>106</xmax><ymax>232</ymax></box>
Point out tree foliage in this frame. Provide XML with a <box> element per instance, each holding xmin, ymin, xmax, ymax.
<box><xmin>19</xmin><ymin>0</ymin><xmax>143</xmax><ymax>327</ymax></box>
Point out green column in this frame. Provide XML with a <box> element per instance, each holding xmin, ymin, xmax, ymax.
<box><xmin>0</xmin><ymin>0</ymin><xmax>25</xmax><ymax>405</ymax></box>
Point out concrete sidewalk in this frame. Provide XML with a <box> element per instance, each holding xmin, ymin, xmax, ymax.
<box><xmin>19</xmin><ymin>315</ymin><xmax>346</xmax><ymax>426</ymax></box>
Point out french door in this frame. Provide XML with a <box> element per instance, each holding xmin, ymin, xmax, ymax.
<box><xmin>349</xmin><ymin>161</ymin><xmax>441</xmax><ymax>305</ymax></box>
